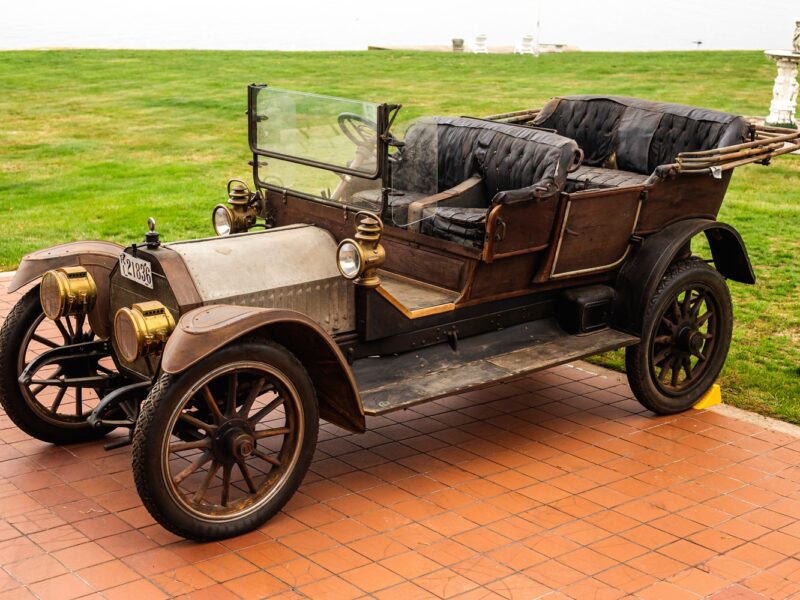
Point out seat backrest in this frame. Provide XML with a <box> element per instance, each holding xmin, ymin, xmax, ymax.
<box><xmin>534</xmin><ymin>95</ymin><xmax>751</xmax><ymax>174</ymax></box>
<box><xmin>394</xmin><ymin>117</ymin><xmax>580</xmax><ymax>202</ymax></box>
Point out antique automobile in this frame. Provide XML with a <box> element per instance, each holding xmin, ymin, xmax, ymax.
<box><xmin>1</xmin><ymin>88</ymin><xmax>799</xmax><ymax>540</ymax></box>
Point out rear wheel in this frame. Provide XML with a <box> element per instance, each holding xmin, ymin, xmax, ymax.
<box><xmin>626</xmin><ymin>258</ymin><xmax>732</xmax><ymax>414</ymax></box>
<box><xmin>0</xmin><ymin>286</ymin><xmax>115</xmax><ymax>444</ymax></box>
<box><xmin>132</xmin><ymin>339</ymin><xmax>318</xmax><ymax>541</ymax></box>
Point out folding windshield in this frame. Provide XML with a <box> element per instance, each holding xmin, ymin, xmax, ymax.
<box><xmin>249</xmin><ymin>86</ymin><xmax>390</xmax><ymax>208</ymax></box>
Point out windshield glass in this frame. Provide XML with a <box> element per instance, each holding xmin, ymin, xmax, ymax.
<box><xmin>253</xmin><ymin>87</ymin><xmax>380</xmax><ymax>178</ymax></box>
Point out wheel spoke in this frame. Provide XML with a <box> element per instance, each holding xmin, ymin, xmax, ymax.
<box><xmin>660</xmin><ymin>315</ymin><xmax>676</xmax><ymax>331</ymax></box>
<box><xmin>671</xmin><ymin>300</ymin><xmax>681</xmax><ymax>322</ymax></box>
<box><xmin>96</xmin><ymin>364</ymin><xmax>115</xmax><ymax>376</ymax></box>
<box><xmin>50</xmin><ymin>388</ymin><xmax>66</xmax><ymax>413</ymax></box>
<box><xmin>193</xmin><ymin>460</ymin><xmax>219</xmax><ymax>503</ymax></box>
<box><xmin>253</xmin><ymin>448</ymin><xmax>281</xmax><ymax>467</ymax></box>
<box><xmin>254</xmin><ymin>427</ymin><xmax>291</xmax><ymax>439</ymax></box>
<box><xmin>696</xmin><ymin>310</ymin><xmax>713</xmax><ymax>327</ymax></box>
<box><xmin>169</xmin><ymin>438</ymin><xmax>211</xmax><ymax>453</ymax></box>
<box><xmin>29</xmin><ymin>384</ymin><xmax>46</xmax><ymax>397</ymax></box>
<box><xmin>653</xmin><ymin>347</ymin><xmax>672</xmax><ymax>367</ymax></box>
<box><xmin>220</xmin><ymin>464</ymin><xmax>232</xmax><ymax>506</ymax></box>
<box><xmin>682</xmin><ymin>355</ymin><xmax>693</xmax><ymax>380</ymax></box>
<box><xmin>690</xmin><ymin>293</ymin><xmax>706</xmax><ymax>318</ymax></box>
<box><xmin>173</xmin><ymin>450</ymin><xmax>212</xmax><ymax>484</ymax></box>
<box><xmin>75</xmin><ymin>313</ymin><xmax>86</xmax><ymax>343</ymax></box>
<box><xmin>63</xmin><ymin>317</ymin><xmax>75</xmax><ymax>341</ymax></box>
<box><xmin>54</xmin><ymin>319</ymin><xmax>70</xmax><ymax>343</ymax></box>
<box><xmin>654</xmin><ymin>335</ymin><xmax>672</xmax><ymax>345</ymax></box>
<box><xmin>238</xmin><ymin>377</ymin><xmax>267</xmax><ymax>418</ymax></box>
<box><xmin>75</xmin><ymin>387</ymin><xmax>82</xmax><ymax>417</ymax></box>
<box><xmin>179</xmin><ymin>412</ymin><xmax>217</xmax><ymax>433</ymax></box>
<box><xmin>226</xmin><ymin>373</ymin><xmax>238</xmax><ymax>417</ymax></box>
<box><xmin>237</xmin><ymin>460</ymin><xmax>257</xmax><ymax>494</ymax></box>
<box><xmin>682</xmin><ymin>290</ymin><xmax>693</xmax><ymax>314</ymax></box>
<box><xmin>31</xmin><ymin>334</ymin><xmax>58</xmax><ymax>349</ymax></box>
<box><xmin>248</xmin><ymin>396</ymin><xmax>285</xmax><ymax>425</ymax></box>
<box><xmin>201</xmin><ymin>386</ymin><xmax>224</xmax><ymax>424</ymax></box>
<box><xmin>670</xmin><ymin>355</ymin><xmax>681</xmax><ymax>387</ymax></box>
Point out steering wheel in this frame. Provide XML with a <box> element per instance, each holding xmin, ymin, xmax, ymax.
<box><xmin>338</xmin><ymin>112</ymin><xmax>378</xmax><ymax>146</ymax></box>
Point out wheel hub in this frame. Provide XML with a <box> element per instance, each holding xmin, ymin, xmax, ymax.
<box><xmin>212</xmin><ymin>418</ymin><xmax>256</xmax><ymax>464</ymax></box>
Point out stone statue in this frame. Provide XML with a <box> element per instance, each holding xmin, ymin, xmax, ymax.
<box><xmin>794</xmin><ymin>20</ymin><xmax>800</xmax><ymax>53</ymax></box>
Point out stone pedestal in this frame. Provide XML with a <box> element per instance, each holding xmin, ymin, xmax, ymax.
<box><xmin>765</xmin><ymin>50</ymin><xmax>800</xmax><ymax>126</ymax></box>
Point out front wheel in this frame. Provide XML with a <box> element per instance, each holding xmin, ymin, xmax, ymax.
<box><xmin>626</xmin><ymin>257</ymin><xmax>733</xmax><ymax>415</ymax></box>
<box><xmin>0</xmin><ymin>286</ymin><xmax>115</xmax><ymax>444</ymax></box>
<box><xmin>131</xmin><ymin>339</ymin><xmax>318</xmax><ymax>541</ymax></box>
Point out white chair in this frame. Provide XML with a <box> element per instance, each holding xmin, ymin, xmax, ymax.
<box><xmin>472</xmin><ymin>34</ymin><xmax>489</xmax><ymax>54</ymax></box>
<box><xmin>515</xmin><ymin>34</ymin><xmax>538</xmax><ymax>56</ymax></box>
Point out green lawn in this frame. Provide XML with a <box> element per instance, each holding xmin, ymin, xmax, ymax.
<box><xmin>1</xmin><ymin>50</ymin><xmax>798</xmax><ymax>422</ymax></box>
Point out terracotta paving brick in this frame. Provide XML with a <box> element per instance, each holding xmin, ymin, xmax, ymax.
<box><xmin>1</xmin><ymin>279</ymin><xmax>800</xmax><ymax>598</ymax></box>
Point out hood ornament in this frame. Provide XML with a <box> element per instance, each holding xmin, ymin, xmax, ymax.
<box><xmin>145</xmin><ymin>217</ymin><xmax>161</xmax><ymax>248</ymax></box>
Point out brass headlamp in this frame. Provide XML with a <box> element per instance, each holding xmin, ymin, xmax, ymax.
<box><xmin>336</xmin><ymin>211</ymin><xmax>386</xmax><ymax>288</ymax></box>
<box><xmin>39</xmin><ymin>267</ymin><xmax>97</xmax><ymax>320</ymax></box>
<box><xmin>113</xmin><ymin>301</ymin><xmax>176</xmax><ymax>363</ymax></box>
<box><xmin>213</xmin><ymin>179</ymin><xmax>258</xmax><ymax>236</ymax></box>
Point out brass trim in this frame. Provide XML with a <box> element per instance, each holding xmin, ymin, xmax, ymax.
<box><xmin>40</xmin><ymin>267</ymin><xmax>97</xmax><ymax>320</ymax></box>
<box><xmin>113</xmin><ymin>300</ymin><xmax>176</xmax><ymax>363</ymax></box>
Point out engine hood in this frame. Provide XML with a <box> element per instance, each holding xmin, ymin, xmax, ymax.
<box><xmin>165</xmin><ymin>224</ymin><xmax>354</xmax><ymax>334</ymax></box>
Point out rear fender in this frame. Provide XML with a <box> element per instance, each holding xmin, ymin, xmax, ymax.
<box><xmin>613</xmin><ymin>219</ymin><xmax>755</xmax><ymax>335</ymax></box>
<box><xmin>161</xmin><ymin>304</ymin><xmax>364</xmax><ymax>433</ymax></box>
<box><xmin>8</xmin><ymin>241</ymin><xmax>123</xmax><ymax>338</ymax></box>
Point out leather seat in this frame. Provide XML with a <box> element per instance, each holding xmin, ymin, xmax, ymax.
<box><xmin>534</xmin><ymin>95</ymin><xmax>751</xmax><ymax>179</ymax></box>
<box><xmin>392</xmin><ymin>117</ymin><xmax>580</xmax><ymax>247</ymax></box>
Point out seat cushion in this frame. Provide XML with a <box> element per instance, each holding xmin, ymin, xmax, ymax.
<box><xmin>420</xmin><ymin>206</ymin><xmax>486</xmax><ymax>248</ymax></box>
<box><xmin>566</xmin><ymin>165</ymin><xmax>649</xmax><ymax>192</ymax></box>
<box><xmin>350</xmin><ymin>189</ymin><xmax>429</xmax><ymax>227</ymax></box>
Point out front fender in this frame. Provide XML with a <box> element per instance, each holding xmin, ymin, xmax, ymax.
<box><xmin>613</xmin><ymin>219</ymin><xmax>755</xmax><ymax>335</ymax></box>
<box><xmin>161</xmin><ymin>304</ymin><xmax>365</xmax><ymax>433</ymax></box>
<box><xmin>8</xmin><ymin>241</ymin><xmax>123</xmax><ymax>338</ymax></box>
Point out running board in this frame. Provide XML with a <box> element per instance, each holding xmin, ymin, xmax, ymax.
<box><xmin>353</xmin><ymin>319</ymin><xmax>638</xmax><ymax>415</ymax></box>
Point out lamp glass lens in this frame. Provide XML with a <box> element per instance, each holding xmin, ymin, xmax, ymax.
<box><xmin>213</xmin><ymin>206</ymin><xmax>232</xmax><ymax>236</ymax></box>
<box><xmin>338</xmin><ymin>242</ymin><xmax>361</xmax><ymax>279</ymax></box>
<box><xmin>40</xmin><ymin>272</ymin><xmax>64</xmax><ymax>319</ymax></box>
<box><xmin>113</xmin><ymin>310</ymin><xmax>140</xmax><ymax>362</ymax></box>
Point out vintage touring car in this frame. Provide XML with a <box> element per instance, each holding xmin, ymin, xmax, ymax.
<box><xmin>2</xmin><ymin>87</ymin><xmax>798</xmax><ymax>540</ymax></box>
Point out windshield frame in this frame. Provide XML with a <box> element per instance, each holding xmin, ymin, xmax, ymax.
<box><xmin>247</xmin><ymin>84</ymin><xmax>395</xmax><ymax>182</ymax></box>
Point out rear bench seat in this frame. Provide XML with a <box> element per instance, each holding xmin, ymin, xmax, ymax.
<box><xmin>532</xmin><ymin>95</ymin><xmax>751</xmax><ymax>191</ymax></box>
<box><xmin>391</xmin><ymin>117</ymin><xmax>580</xmax><ymax>248</ymax></box>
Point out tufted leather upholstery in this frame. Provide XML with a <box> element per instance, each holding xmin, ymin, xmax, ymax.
<box><xmin>394</xmin><ymin>117</ymin><xmax>580</xmax><ymax>203</ymax></box>
<box><xmin>392</xmin><ymin>117</ymin><xmax>580</xmax><ymax>246</ymax></box>
<box><xmin>534</xmin><ymin>95</ymin><xmax>751</xmax><ymax>175</ymax></box>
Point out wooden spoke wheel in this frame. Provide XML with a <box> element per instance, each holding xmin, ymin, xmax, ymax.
<box><xmin>626</xmin><ymin>258</ymin><xmax>733</xmax><ymax>414</ymax></box>
<box><xmin>132</xmin><ymin>339</ymin><xmax>318</xmax><ymax>541</ymax></box>
<box><xmin>0</xmin><ymin>286</ymin><xmax>116</xmax><ymax>443</ymax></box>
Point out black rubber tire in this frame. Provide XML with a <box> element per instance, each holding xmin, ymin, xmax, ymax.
<box><xmin>132</xmin><ymin>339</ymin><xmax>319</xmax><ymax>541</ymax></box>
<box><xmin>626</xmin><ymin>257</ymin><xmax>733</xmax><ymax>415</ymax></box>
<box><xmin>0</xmin><ymin>286</ymin><xmax>110</xmax><ymax>444</ymax></box>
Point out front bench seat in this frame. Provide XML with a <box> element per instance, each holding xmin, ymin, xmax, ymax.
<box><xmin>393</xmin><ymin>117</ymin><xmax>580</xmax><ymax>247</ymax></box>
<box><xmin>533</xmin><ymin>95</ymin><xmax>751</xmax><ymax>189</ymax></box>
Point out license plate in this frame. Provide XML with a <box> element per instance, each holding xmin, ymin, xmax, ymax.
<box><xmin>118</xmin><ymin>252</ymin><xmax>153</xmax><ymax>289</ymax></box>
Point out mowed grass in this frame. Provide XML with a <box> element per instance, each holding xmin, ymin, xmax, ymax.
<box><xmin>1</xmin><ymin>50</ymin><xmax>798</xmax><ymax>422</ymax></box>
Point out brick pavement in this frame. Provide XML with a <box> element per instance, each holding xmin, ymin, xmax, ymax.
<box><xmin>0</xmin><ymin>271</ymin><xmax>799</xmax><ymax>599</ymax></box>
